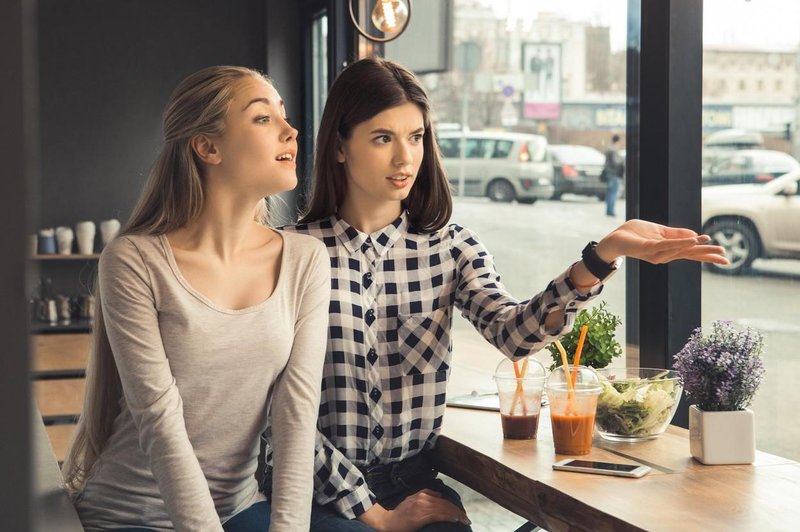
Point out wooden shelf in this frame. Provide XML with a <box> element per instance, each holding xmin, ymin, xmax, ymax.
<box><xmin>45</xmin><ymin>424</ymin><xmax>78</xmax><ymax>464</ymax></box>
<box><xmin>30</xmin><ymin>254</ymin><xmax>100</xmax><ymax>260</ymax></box>
<box><xmin>32</xmin><ymin>334</ymin><xmax>91</xmax><ymax>372</ymax></box>
<box><xmin>34</xmin><ymin>379</ymin><xmax>85</xmax><ymax>418</ymax></box>
<box><xmin>31</xmin><ymin>319</ymin><xmax>93</xmax><ymax>334</ymax></box>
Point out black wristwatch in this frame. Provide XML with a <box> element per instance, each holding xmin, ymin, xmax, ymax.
<box><xmin>581</xmin><ymin>241</ymin><xmax>623</xmax><ymax>282</ymax></box>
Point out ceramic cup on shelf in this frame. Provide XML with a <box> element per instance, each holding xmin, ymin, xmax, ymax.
<box><xmin>56</xmin><ymin>294</ymin><xmax>72</xmax><ymax>323</ymax></box>
<box><xmin>79</xmin><ymin>294</ymin><xmax>96</xmax><ymax>320</ymax></box>
<box><xmin>75</xmin><ymin>221</ymin><xmax>96</xmax><ymax>255</ymax></box>
<box><xmin>100</xmin><ymin>218</ymin><xmax>121</xmax><ymax>246</ymax></box>
<box><xmin>55</xmin><ymin>226</ymin><xmax>74</xmax><ymax>255</ymax></box>
<box><xmin>38</xmin><ymin>228</ymin><xmax>56</xmax><ymax>255</ymax></box>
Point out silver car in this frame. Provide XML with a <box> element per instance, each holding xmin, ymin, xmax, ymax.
<box><xmin>702</xmin><ymin>170</ymin><xmax>800</xmax><ymax>274</ymax></box>
<box><xmin>436</xmin><ymin>131</ymin><xmax>554</xmax><ymax>203</ymax></box>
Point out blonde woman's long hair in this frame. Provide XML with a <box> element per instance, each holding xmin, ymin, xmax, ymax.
<box><xmin>62</xmin><ymin>65</ymin><xmax>272</xmax><ymax>493</ymax></box>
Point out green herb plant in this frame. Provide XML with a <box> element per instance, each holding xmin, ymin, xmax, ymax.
<box><xmin>546</xmin><ymin>301</ymin><xmax>622</xmax><ymax>369</ymax></box>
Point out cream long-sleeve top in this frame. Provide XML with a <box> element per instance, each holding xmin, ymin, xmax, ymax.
<box><xmin>74</xmin><ymin>231</ymin><xmax>330</xmax><ymax>531</ymax></box>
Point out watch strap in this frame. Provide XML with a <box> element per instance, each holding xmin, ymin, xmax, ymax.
<box><xmin>581</xmin><ymin>241</ymin><xmax>615</xmax><ymax>280</ymax></box>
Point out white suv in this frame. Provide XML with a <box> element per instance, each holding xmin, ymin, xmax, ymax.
<box><xmin>702</xmin><ymin>170</ymin><xmax>800</xmax><ymax>274</ymax></box>
<box><xmin>436</xmin><ymin>131</ymin><xmax>554</xmax><ymax>203</ymax></box>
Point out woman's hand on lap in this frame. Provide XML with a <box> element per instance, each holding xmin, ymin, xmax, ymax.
<box><xmin>358</xmin><ymin>489</ymin><xmax>470</xmax><ymax>531</ymax></box>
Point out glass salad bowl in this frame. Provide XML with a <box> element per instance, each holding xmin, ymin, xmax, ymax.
<box><xmin>595</xmin><ymin>368</ymin><xmax>683</xmax><ymax>442</ymax></box>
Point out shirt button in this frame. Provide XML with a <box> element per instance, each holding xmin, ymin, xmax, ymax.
<box><xmin>369</xmin><ymin>387</ymin><xmax>382</xmax><ymax>401</ymax></box>
<box><xmin>372</xmin><ymin>425</ymin><xmax>384</xmax><ymax>439</ymax></box>
<box><xmin>365</xmin><ymin>309</ymin><xmax>376</xmax><ymax>325</ymax></box>
<box><xmin>367</xmin><ymin>348</ymin><xmax>378</xmax><ymax>365</ymax></box>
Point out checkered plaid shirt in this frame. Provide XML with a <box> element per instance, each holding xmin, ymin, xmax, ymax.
<box><xmin>282</xmin><ymin>212</ymin><xmax>601</xmax><ymax>519</ymax></box>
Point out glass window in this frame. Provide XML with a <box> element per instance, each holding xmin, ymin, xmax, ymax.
<box><xmin>712</xmin><ymin>154</ymin><xmax>751</xmax><ymax>173</ymax></box>
<box><xmin>437</xmin><ymin>137</ymin><xmax>462</xmax><ymax>158</ymax></box>
<box><xmin>702</xmin><ymin>0</ymin><xmax>800</xmax><ymax>461</ymax></box>
<box><xmin>311</xmin><ymin>14</ymin><xmax>328</xmax><ymax>142</ymax></box>
<box><xmin>376</xmin><ymin>0</ymin><xmax>631</xmax><ymax>395</ymax></box>
<box><xmin>489</xmin><ymin>139</ymin><xmax>514</xmax><ymax>159</ymax></box>
<box><xmin>464</xmin><ymin>138</ymin><xmax>486</xmax><ymax>158</ymax></box>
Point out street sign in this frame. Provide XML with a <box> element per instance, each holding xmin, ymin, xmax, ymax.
<box><xmin>454</xmin><ymin>41</ymin><xmax>482</xmax><ymax>72</ymax></box>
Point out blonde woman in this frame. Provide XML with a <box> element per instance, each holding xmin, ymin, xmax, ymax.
<box><xmin>63</xmin><ymin>66</ymin><xmax>330</xmax><ymax>531</ymax></box>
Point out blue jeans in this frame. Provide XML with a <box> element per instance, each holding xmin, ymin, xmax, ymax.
<box><xmin>111</xmin><ymin>501</ymin><xmax>271</xmax><ymax>532</ymax></box>
<box><xmin>310</xmin><ymin>478</ymin><xmax>472</xmax><ymax>532</ymax></box>
<box><xmin>605</xmin><ymin>174</ymin><xmax>621</xmax><ymax>216</ymax></box>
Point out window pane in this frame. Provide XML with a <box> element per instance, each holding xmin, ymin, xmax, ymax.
<box><xmin>379</xmin><ymin>0</ymin><xmax>631</xmax><ymax>391</ymax></box>
<box><xmin>701</xmin><ymin>0</ymin><xmax>800</xmax><ymax>460</ymax></box>
<box><xmin>311</xmin><ymin>14</ymin><xmax>328</xmax><ymax>142</ymax></box>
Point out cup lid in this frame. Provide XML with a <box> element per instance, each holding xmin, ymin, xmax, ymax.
<box><xmin>494</xmin><ymin>356</ymin><xmax>546</xmax><ymax>381</ymax></box>
<box><xmin>546</xmin><ymin>364</ymin><xmax>602</xmax><ymax>392</ymax></box>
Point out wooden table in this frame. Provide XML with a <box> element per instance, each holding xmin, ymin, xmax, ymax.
<box><xmin>32</xmin><ymin>405</ymin><xmax>83</xmax><ymax>531</ymax></box>
<box><xmin>434</xmin><ymin>407</ymin><xmax>800</xmax><ymax>531</ymax></box>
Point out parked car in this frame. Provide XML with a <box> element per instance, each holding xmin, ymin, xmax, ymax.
<box><xmin>702</xmin><ymin>149</ymin><xmax>800</xmax><ymax>187</ymax></box>
<box><xmin>702</xmin><ymin>170</ymin><xmax>800</xmax><ymax>274</ymax></box>
<box><xmin>436</xmin><ymin>131</ymin><xmax>554</xmax><ymax>203</ymax></box>
<box><xmin>547</xmin><ymin>144</ymin><xmax>609</xmax><ymax>200</ymax></box>
<box><xmin>702</xmin><ymin>129</ymin><xmax>764</xmax><ymax>171</ymax></box>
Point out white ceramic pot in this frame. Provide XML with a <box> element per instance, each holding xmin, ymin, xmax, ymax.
<box><xmin>100</xmin><ymin>218</ymin><xmax>121</xmax><ymax>246</ymax></box>
<box><xmin>689</xmin><ymin>404</ymin><xmax>755</xmax><ymax>465</ymax></box>
<box><xmin>55</xmin><ymin>226</ymin><xmax>74</xmax><ymax>255</ymax></box>
<box><xmin>75</xmin><ymin>221</ymin><xmax>96</xmax><ymax>255</ymax></box>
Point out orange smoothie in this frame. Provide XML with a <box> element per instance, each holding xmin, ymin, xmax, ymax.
<box><xmin>550</xmin><ymin>413</ymin><xmax>595</xmax><ymax>455</ymax></box>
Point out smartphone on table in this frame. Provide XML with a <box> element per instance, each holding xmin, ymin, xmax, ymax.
<box><xmin>552</xmin><ymin>459</ymin><xmax>651</xmax><ymax>478</ymax></box>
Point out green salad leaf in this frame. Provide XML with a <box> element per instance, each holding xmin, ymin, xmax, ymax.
<box><xmin>595</xmin><ymin>377</ymin><xmax>678</xmax><ymax>436</ymax></box>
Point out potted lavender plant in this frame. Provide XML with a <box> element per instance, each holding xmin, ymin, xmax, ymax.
<box><xmin>673</xmin><ymin>320</ymin><xmax>765</xmax><ymax>464</ymax></box>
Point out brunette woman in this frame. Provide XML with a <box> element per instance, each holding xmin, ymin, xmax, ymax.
<box><xmin>282</xmin><ymin>57</ymin><xmax>727</xmax><ymax>531</ymax></box>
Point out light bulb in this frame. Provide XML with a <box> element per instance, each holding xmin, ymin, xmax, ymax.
<box><xmin>371</xmin><ymin>0</ymin><xmax>409</xmax><ymax>34</ymax></box>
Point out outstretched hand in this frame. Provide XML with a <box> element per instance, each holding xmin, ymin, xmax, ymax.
<box><xmin>596</xmin><ymin>219</ymin><xmax>729</xmax><ymax>265</ymax></box>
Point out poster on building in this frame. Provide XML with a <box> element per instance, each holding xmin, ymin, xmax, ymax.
<box><xmin>522</xmin><ymin>43</ymin><xmax>561</xmax><ymax>120</ymax></box>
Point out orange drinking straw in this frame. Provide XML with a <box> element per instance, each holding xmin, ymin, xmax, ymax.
<box><xmin>555</xmin><ymin>340</ymin><xmax>572</xmax><ymax>387</ymax></box>
<box><xmin>571</xmin><ymin>325</ymin><xmax>589</xmax><ymax>386</ymax></box>
<box><xmin>511</xmin><ymin>359</ymin><xmax>530</xmax><ymax>415</ymax></box>
<box><xmin>556</xmin><ymin>340</ymin><xmax>572</xmax><ymax>392</ymax></box>
<box><xmin>555</xmin><ymin>340</ymin><xmax>575</xmax><ymax>410</ymax></box>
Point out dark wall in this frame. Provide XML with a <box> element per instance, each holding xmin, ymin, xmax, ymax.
<box><xmin>37</xmin><ymin>0</ymin><xmax>267</xmax><ymax>232</ymax></box>
<box><xmin>1</xmin><ymin>0</ymin><xmax>34</xmax><ymax>527</ymax></box>
<box><xmin>265</xmin><ymin>0</ymin><xmax>305</xmax><ymax>224</ymax></box>
<box><xmin>35</xmin><ymin>0</ymin><xmax>270</xmax><ymax>294</ymax></box>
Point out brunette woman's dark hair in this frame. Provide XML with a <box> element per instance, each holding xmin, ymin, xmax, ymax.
<box><xmin>300</xmin><ymin>56</ymin><xmax>452</xmax><ymax>232</ymax></box>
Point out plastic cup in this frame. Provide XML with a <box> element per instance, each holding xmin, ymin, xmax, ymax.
<box><xmin>494</xmin><ymin>357</ymin><xmax>546</xmax><ymax>439</ymax></box>
<box><xmin>546</xmin><ymin>365</ymin><xmax>602</xmax><ymax>455</ymax></box>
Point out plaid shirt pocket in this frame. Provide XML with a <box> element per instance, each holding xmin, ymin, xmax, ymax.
<box><xmin>397</xmin><ymin>306</ymin><xmax>452</xmax><ymax>375</ymax></box>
